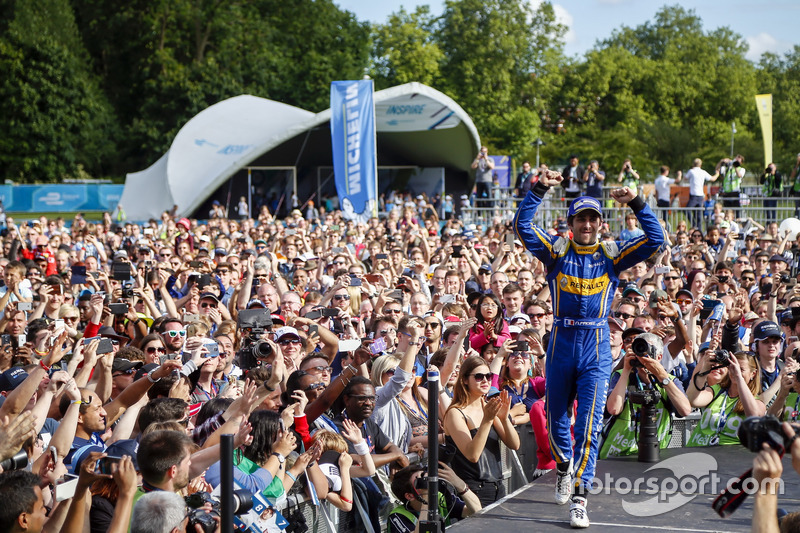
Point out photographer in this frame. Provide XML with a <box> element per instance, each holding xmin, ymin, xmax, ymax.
<box><xmin>600</xmin><ymin>333</ymin><xmax>691</xmax><ymax>459</ymax></box>
<box><xmin>716</xmin><ymin>155</ymin><xmax>746</xmax><ymax>216</ymax></box>
<box><xmin>387</xmin><ymin>463</ymin><xmax>481</xmax><ymax>533</ymax></box>
<box><xmin>686</xmin><ymin>350</ymin><xmax>765</xmax><ymax>446</ymax></box>
<box><xmin>759</xmin><ymin>163</ymin><xmax>783</xmax><ymax>223</ymax></box>
<box><xmin>471</xmin><ymin>146</ymin><xmax>494</xmax><ymax>208</ymax></box>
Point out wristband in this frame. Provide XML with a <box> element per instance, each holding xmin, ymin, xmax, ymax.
<box><xmin>353</xmin><ymin>441</ymin><xmax>370</xmax><ymax>456</ymax></box>
<box><xmin>70</xmin><ymin>400</ymin><xmax>82</xmax><ymax>406</ymax></box>
<box><xmin>264</xmin><ymin>383</ymin><xmax>276</xmax><ymax>392</ymax></box>
<box><xmin>147</xmin><ymin>370</ymin><xmax>162</xmax><ymax>383</ymax></box>
<box><xmin>340</xmin><ymin>495</ymin><xmax>353</xmax><ymax>504</ymax></box>
<box><xmin>39</xmin><ymin>360</ymin><xmax>51</xmax><ymax>372</ymax></box>
<box><xmin>285</xmin><ymin>471</ymin><xmax>297</xmax><ymax>482</ymax></box>
<box><xmin>458</xmin><ymin>486</ymin><xmax>470</xmax><ymax>496</ymax></box>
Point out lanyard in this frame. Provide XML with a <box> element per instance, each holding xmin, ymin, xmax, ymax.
<box><xmin>506</xmin><ymin>380</ymin><xmax>529</xmax><ymax>404</ymax></box>
<box><xmin>715</xmin><ymin>391</ymin><xmax>731</xmax><ymax>437</ymax></box>
<box><xmin>398</xmin><ymin>395</ymin><xmax>428</xmax><ymax>423</ymax></box>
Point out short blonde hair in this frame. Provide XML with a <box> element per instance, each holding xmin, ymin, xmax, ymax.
<box><xmin>311</xmin><ymin>429</ymin><xmax>348</xmax><ymax>454</ymax></box>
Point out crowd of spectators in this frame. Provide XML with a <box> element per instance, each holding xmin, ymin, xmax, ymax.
<box><xmin>1</xmin><ymin>174</ymin><xmax>800</xmax><ymax>532</ymax></box>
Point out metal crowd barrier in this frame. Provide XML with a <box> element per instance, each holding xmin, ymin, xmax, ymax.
<box><xmin>460</xmin><ymin>192</ymin><xmax>800</xmax><ymax>234</ymax></box>
<box><xmin>279</xmin><ymin>412</ymin><xmax>709</xmax><ymax>532</ymax></box>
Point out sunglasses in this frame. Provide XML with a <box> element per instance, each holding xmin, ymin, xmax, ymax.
<box><xmin>146</xmin><ymin>346</ymin><xmax>166</xmax><ymax>354</ymax></box>
<box><xmin>676</xmin><ymin>298</ymin><xmax>693</xmax><ymax>305</ymax></box>
<box><xmin>307</xmin><ymin>365</ymin><xmax>332</xmax><ymax>374</ymax></box>
<box><xmin>304</xmin><ymin>382</ymin><xmax>325</xmax><ymax>392</ymax></box>
<box><xmin>742</xmin><ymin>277</ymin><xmax>755</xmax><ymax>282</ymax></box>
<box><xmin>278</xmin><ymin>338</ymin><xmax>302</xmax><ymax>345</ymax></box>
<box><xmin>383</xmin><ymin>368</ymin><xmax>396</xmax><ymax>376</ymax></box>
<box><xmin>385</xmin><ymin>309</ymin><xmax>402</xmax><ymax>314</ymax></box>
<box><xmin>215</xmin><ymin>270</ymin><xmax>229</xmax><ymax>274</ymax></box>
<box><xmin>112</xmin><ymin>369</ymin><xmax>136</xmax><ymax>377</ymax></box>
<box><xmin>528</xmin><ymin>313</ymin><xmax>545</xmax><ymax>319</ymax></box>
<box><xmin>334</xmin><ymin>295</ymin><xmax>351</xmax><ymax>301</ymax></box>
<box><xmin>471</xmin><ymin>373</ymin><xmax>492</xmax><ymax>382</ymax></box>
<box><xmin>664</xmin><ymin>276</ymin><xmax>680</xmax><ymax>281</ymax></box>
<box><xmin>379</xmin><ymin>329</ymin><xmax>396</xmax><ymax>335</ymax></box>
<box><xmin>350</xmin><ymin>394</ymin><xmax>376</xmax><ymax>403</ymax></box>
<box><xmin>424</xmin><ymin>322</ymin><xmax>440</xmax><ymax>329</ymax></box>
<box><xmin>165</xmin><ymin>330</ymin><xmax>187</xmax><ymax>338</ymax></box>
<box><xmin>200</xmin><ymin>302</ymin><xmax>215</xmax><ymax>308</ymax></box>
<box><xmin>615</xmin><ymin>312</ymin><xmax>634</xmax><ymax>320</ymax></box>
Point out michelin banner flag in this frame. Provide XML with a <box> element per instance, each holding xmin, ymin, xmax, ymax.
<box><xmin>330</xmin><ymin>80</ymin><xmax>378</xmax><ymax>221</ymax></box>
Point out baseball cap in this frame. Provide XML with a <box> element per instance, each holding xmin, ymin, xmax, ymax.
<box><xmin>105</xmin><ymin>440</ymin><xmax>140</xmax><ymax>470</ymax></box>
<box><xmin>719</xmin><ymin>220</ymin><xmax>730</xmax><ymax>229</ymax></box>
<box><xmin>509</xmin><ymin>312</ymin><xmax>531</xmax><ymax>325</ymax></box>
<box><xmin>254</xmin><ymin>239</ymin><xmax>267</xmax><ymax>246</ymax></box>
<box><xmin>177</xmin><ymin>218</ymin><xmax>191</xmax><ymax>230</ymax></box>
<box><xmin>134</xmin><ymin>363</ymin><xmax>159</xmax><ymax>382</ymax></box>
<box><xmin>648</xmin><ymin>289</ymin><xmax>670</xmax><ymax>308</ymax></box>
<box><xmin>769</xmin><ymin>254</ymin><xmax>788</xmax><ymax>264</ymax></box>
<box><xmin>113</xmin><ymin>250</ymin><xmax>128</xmax><ymax>260</ymax></box>
<box><xmin>622</xmin><ymin>327</ymin><xmax>645</xmax><ymax>340</ymax></box>
<box><xmin>274</xmin><ymin>326</ymin><xmax>301</xmax><ymax>341</ymax></box>
<box><xmin>246</xmin><ymin>299</ymin><xmax>267</xmax><ymax>309</ymax></box>
<box><xmin>753</xmin><ymin>321</ymin><xmax>782</xmax><ymax>342</ymax></box>
<box><xmin>270</xmin><ymin>314</ymin><xmax>286</xmax><ymax>326</ymax></box>
<box><xmin>622</xmin><ymin>285</ymin><xmax>645</xmax><ymax>299</ymax></box>
<box><xmin>567</xmin><ymin>197</ymin><xmax>602</xmax><ymax>219</ymax></box>
<box><xmin>112</xmin><ymin>358</ymin><xmax>143</xmax><ymax>374</ymax></box>
<box><xmin>213</xmin><ymin>247</ymin><xmax>227</xmax><ymax>256</ymax></box>
<box><xmin>199</xmin><ymin>292</ymin><xmax>220</xmax><ymax>304</ymax></box>
<box><xmin>0</xmin><ymin>367</ymin><xmax>28</xmax><ymax>393</ymax></box>
<box><xmin>676</xmin><ymin>289</ymin><xmax>693</xmax><ymax>300</ymax></box>
<box><xmin>478</xmin><ymin>263</ymin><xmax>492</xmax><ymax>273</ymax></box>
<box><xmin>608</xmin><ymin>317</ymin><xmax>625</xmax><ymax>330</ymax></box>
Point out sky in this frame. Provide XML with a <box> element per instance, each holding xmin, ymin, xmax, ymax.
<box><xmin>334</xmin><ymin>0</ymin><xmax>799</xmax><ymax>61</ymax></box>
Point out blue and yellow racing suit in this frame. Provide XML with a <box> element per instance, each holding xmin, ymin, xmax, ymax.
<box><xmin>513</xmin><ymin>182</ymin><xmax>664</xmax><ymax>490</ymax></box>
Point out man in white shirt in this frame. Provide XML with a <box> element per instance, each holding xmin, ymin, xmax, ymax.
<box><xmin>654</xmin><ymin>165</ymin><xmax>682</xmax><ymax>222</ymax></box>
<box><xmin>685</xmin><ymin>158</ymin><xmax>718</xmax><ymax>230</ymax></box>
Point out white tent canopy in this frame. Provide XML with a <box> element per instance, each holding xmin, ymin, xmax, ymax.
<box><xmin>120</xmin><ymin>82</ymin><xmax>480</xmax><ymax>220</ymax></box>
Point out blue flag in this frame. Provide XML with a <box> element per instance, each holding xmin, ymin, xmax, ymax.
<box><xmin>330</xmin><ymin>80</ymin><xmax>377</xmax><ymax>221</ymax></box>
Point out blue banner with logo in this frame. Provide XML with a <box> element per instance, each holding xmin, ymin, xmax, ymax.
<box><xmin>0</xmin><ymin>184</ymin><xmax>124</xmax><ymax>213</ymax></box>
<box><xmin>330</xmin><ymin>80</ymin><xmax>377</xmax><ymax>221</ymax></box>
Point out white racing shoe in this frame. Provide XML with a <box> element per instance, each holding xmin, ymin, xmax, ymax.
<box><xmin>570</xmin><ymin>496</ymin><xmax>590</xmax><ymax>528</ymax></box>
<box><xmin>554</xmin><ymin>461</ymin><xmax>573</xmax><ymax>505</ymax></box>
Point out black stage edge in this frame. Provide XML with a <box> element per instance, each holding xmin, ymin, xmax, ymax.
<box><xmin>449</xmin><ymin>446</ymin><xmax>800</xmax><ymax>532</ymax></box>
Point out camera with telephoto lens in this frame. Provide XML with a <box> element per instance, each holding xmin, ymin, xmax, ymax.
<box><xmin>184</xmin><ymin>490</ymin><xmax>253</xmax><ymax>533</ymax></box>
<box><xmin>629</xmin><ymin>387</ymin><xmax>663</xmax><ymax>464</ymax></box>
<box><xmin>738</xmin><ymin>415</ymin><xmax>800</xmax><ymax>453</ymax></box>
<box><xmin>630</xmin><ymin>336</ymin><xmax>657</xmax><ymax>368</ymax></box>
<box><xmin>711</xmin><ymin>349</ymin><xmax>732</xmax><ymax>367</ymax></box>
<box><xmin>235</xmin><ymin>310</ymin><xmax>273</xmax><ymax>370</ymax></box>
<box><xmin>0</xmin><ymin>450</ymin><xmax>28</xmax><ymax>471</ymax></box>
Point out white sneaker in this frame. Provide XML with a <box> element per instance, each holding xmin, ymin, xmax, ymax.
<box><xmin>570</xmin><ymin>496</ymin><xmax>589</xmax><ymax>528</ymax></box>
<box><xmin>554</xmin><ymin>463</ymin><xmax>572</xmax><ymax>505</ymax></box>
<box><xmin>533</xmin><ymin>468</ymin><xmax>553</xmax><ymax>480</ymax></box>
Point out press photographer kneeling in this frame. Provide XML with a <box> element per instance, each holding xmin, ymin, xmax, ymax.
<box><xmin>601</xmin><ymin>333</ymin><xmax>692</xmax><ymax>461</ymax></box>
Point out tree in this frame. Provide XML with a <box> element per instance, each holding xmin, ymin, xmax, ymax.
<box><xmin>371</xmin><ymin>6</ymin><xmax>443</xmax><ymax>89</ymax></box>
<box><xmin>0</xmin><ymin>0</ymin><xmax>116</xmax><ymax>182</ymax></box>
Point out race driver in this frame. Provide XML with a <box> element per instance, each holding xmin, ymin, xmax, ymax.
<box><xmin>513</xmin><ymin>169</ymin><xmax>664</xmax><ymax>528</ymax></box>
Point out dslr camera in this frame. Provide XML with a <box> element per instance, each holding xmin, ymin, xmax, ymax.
<box><xmin>738</xmin><ymin>415</ymin><xmax>800</xmax><ymax>453</ymax></box>
<box><xmin>630</xmin><ymin>336</ymin><xmax>657</xmax><ymax>368</ymax></box>
<box><xmin>711</xmin><ymin>349</ymin><xmax>731</xmax><ymax>368</ymax></box>
<box><xmin>236</xmin><ymin>310</ymin><xmax>273</xmax><ymax>370</ymax></box>
<box><xmin>185</xmin><ymin>490</ymin><xmax>253</xmax><ymax>533</ymax></box>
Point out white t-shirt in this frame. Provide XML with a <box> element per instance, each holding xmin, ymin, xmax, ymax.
<box><xmin>654</xmin><ymin>176</ymin><xmax>676</xmax><ymax>201</ymax></box>
<box><xmin>686</xmin><ymin>167</ymin><xmax>713</xmax><ymax>197</ymax></box>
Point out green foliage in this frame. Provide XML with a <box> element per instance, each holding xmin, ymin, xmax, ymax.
<box><xmin>0</xmin><ymin>0</ymin><xmax>116</xmax><ymax>182</ymax></box>
<box><xmin>371</xmin><ymin>6</ymin><xmax>443</xmax><ymax>88</ymax></box>
<box><xmin>2</xmin><ymin>0</ymin><xmax>799</xmax><ymax>184</ymax></box>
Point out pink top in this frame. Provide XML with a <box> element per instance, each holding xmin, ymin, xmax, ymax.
<box><xmin>469</xmin><ymin>320</ymin><xmax>511</xmax><ymax>352</ymax></box>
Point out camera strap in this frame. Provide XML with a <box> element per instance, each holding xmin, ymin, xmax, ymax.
<box><xmin>712</xmin><ymin>466</ymin><xmax>754</xmax><ymax>517</ymax></box>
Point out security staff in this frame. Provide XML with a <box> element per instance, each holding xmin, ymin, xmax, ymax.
<box><xmin>513</xmin><ymin>169</ymin><xmax>664</xmax><ymax>528</ymax></box>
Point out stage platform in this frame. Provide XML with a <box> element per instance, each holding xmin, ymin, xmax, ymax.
<box><xmin>449</xmin><ymin>446</ymin><xmax>800</xmax><ymax>532</ymax></box>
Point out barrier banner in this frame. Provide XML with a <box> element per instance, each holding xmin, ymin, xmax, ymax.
<box><xmin>330</xmin><ymin>80</ymin><xmax>377</xmax><ymax>221</ymax></box>
<box><xmin>754</xmin><ymin>94</ymin><xmax>773</xmax><ymax>165</ymax></box>
<box><xmin>0</xmin><ymin>184</ymin><xmax>124</xmax><ymax>213</ymax></box>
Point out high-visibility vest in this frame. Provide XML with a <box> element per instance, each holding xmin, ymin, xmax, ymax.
<box><xmin>722</xmin><ymin>166</ymin><xmax>742</xmax><ymax>193</ymax></box>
